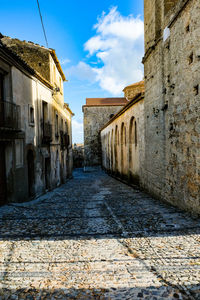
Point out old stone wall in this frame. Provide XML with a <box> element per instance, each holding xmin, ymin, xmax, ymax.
<box><xmin>83</xmin><ymin>105</ymin><xmax>125</xmax><ymax>166</ymax></box>
<box><xmin>143</xmin><ymin>0</ymin><xmax>200</xmax><ymax>214</ymax></box>
<box><xmin>101</xmin><ymin>95</ymin><xmax>144</xmax><ymax>185</ymax></box>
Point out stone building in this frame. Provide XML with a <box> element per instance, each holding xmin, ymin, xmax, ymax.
<box><xmin>101</xmin><ymin>0</ymin><xmax>200</xmax><ymax>215</ymax></box>
<box><xmin>73</xmin><ymin>143</ymin><xmax>84</xmax><ymax>168</ymax></box>
<box><xmin>0</xmin><ymin>36</ymin><xmax>73</xmax><ymax>205</ymax></box>
<box><xmin>142</xmin><ymin>0</ymin><xmax>199</xmax><ymax>214</ymax></box>
<box><xmin>83</xmin><ymin>97</ymin><xmax>128</xmax><ymax>166</ymax></box>
<box><xmin>101</xmin><ymin>92</ymin><xmax>144</xmax><ymax>185</ymax></box>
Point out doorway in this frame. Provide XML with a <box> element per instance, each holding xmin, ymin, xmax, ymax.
<box><xmin>0</xmin><ymin>143</ymin><xmax>7</xmax><ymax>205</ymax></box>
<box><xmin>27</xmin><ymin>150</ymin><xmax>35</xmax><ymax>197</ymax></box>
<box><xmin>45</xmin><ymin>157</ymin><xmax>51</xmax><ymax>190</ymax></box>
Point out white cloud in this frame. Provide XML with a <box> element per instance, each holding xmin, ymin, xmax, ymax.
<box><xmin>68</xmin><ymin>7</ymin><xmax>144</xmax><ymax>95</ymax></box>
<box><xmin>67</xmin><ymin>61</ymin><xmax>96</xmax><ymax>82</ymax></box>
<box><xmin>60</xmin><ymin>58</ymin><xmax>71</xmax><ymax>65</ymax></box>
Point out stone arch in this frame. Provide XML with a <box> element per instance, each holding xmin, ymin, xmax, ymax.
<box><xmin>129</xmin><ymin>117</ymin><xmax>135</xmax><ymax>171</ymax></box>
<box><xmin>114</xmin><ymin>125</ymin><xmax>118</xmax><ymax>172</ymax></box>
<box><xmin>108</xmin><ymin>131</ymin><xmax>111</xmax><ymax>169</ymax></box>
<box><xmin>121</xmin><ymin>122</ymin><xmax>126</xmax><ymax>175</ymax></box>
<box><xmin>111</xmin><ymin>129</ymin><xmax>114</xmax><ymax>172</ymax></box>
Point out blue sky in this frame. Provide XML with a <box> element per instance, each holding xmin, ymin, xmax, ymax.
<box><xmin>0</xmin><ymin>0</ymin><xmax>144</xmax><ymax>143</ymax></box>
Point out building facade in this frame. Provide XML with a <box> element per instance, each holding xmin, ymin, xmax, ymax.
<box><xmin>101</xmin><ymin>0</ymin><xmax>200</xmax><ymax>215</ymax></box>
<box><xmin>0</xmin><ymin>37</ymin><xmax>73</xmax><ymax>205</ymax></box>
<box><xmin>142</xmin><ymin>0</ymin><xmax>199</xmax><ymax>214</ymax></box>
<box><xmin>83</xmin><ymin>97</ymin><xmax>128</xmax><ymax>166</ymax></box>
<box><xmin>101</xmin><ymin>93</ymin><xmax>144</xmax><ymax>185</ymax></box>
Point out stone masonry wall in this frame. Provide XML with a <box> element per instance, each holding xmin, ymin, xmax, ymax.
<box><xmin>101</xmin><ymin>97</ymin><xmax>144</xmax><ymax>185</ymax></box>
<box><xmin>143</xmin><ymin>0</ymin><xmax>200</xmax><ymax>214</ymax></box>
<box><xmin>83</xmin><ymin>106</ymin><xmax>125</xmax><ymax>166</ymax></box>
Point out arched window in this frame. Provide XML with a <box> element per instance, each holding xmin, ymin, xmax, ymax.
<box><xmin>135</xmin><ymin>121</ymin><xmax>137</xmax><ymax>147</ymax></box>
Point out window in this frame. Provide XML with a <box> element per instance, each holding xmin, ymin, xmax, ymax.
<box><xmin>29</xmin><ymin>105</ymin><xmax>34</xmax><ymax>125</ymax></box>
<box><xmin>15</xmin><ymin>139</ymin><xmax>23</xmax><ymax>168</ymax></box>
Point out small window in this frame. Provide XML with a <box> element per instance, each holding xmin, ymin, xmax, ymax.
<box><xmin>15</xmin><ymin>139</ymin><xmax>24</xmax><ymax>168</ymax></box>
<box><xmin>110</xmin><ymin>114</ymin><xmax>114</xmax><ymax>119</ymax></box>
<box><xmin>29</xmin><ymin>105</ymin><xmax>34</xmax><ymax>125</ymax></box>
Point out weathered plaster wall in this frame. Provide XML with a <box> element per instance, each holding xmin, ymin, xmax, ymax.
<box><xmin>101</xmin><ymin>97</ymin><xmax>144</xmax><ymax>185</ymax></box>
<box><xmin>83</xmin><ymin>105</ymin><xmax>125</xmax><ymax>166</ymax></box>
<box><xmin>143</xmin><ymin>0</ymin><xmax>200</xmax><ymax>214</ymax></box>
<box><xmin>1</xmin><ymin>62</ymin><xmax>73</xmax><ymax>204</ymax></box>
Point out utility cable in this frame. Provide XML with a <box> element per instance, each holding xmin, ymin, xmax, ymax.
<box><xmin>36</xmin><ymin>0</ymin><xmax>49</xmax><ymax>48</ymax></box>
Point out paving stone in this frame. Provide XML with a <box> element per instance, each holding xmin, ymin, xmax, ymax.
<box><xmin>0</xmin><ymin>168</ymin><xmax>199</xmax><ymax>299</ymax></box>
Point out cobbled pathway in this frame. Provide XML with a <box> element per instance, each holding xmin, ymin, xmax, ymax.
<box><xmin>0</xmin><ymin>168</ymin><xmax>199</xmax><ymax>299</ymax></box>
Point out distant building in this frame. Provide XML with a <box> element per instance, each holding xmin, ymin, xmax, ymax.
<box><xmin>73</xmin><ymin>143</ymin><xmax>84</xmax><ymax>168</ymax></box>
<box><xmin>0</xmin><ymin>35</ymin><xmax>74</xmax><ymax>205</ymax></box>
<box><xmin>82</xmin><ymin>97</ymin><xmax>128</xmax><ymax>166</ymax></box>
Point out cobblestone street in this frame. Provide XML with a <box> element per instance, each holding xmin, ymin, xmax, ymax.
<box><xmin>0</xmin><ymin>168</ymin><xmax>199</xmax><ymax>299</ymax></box>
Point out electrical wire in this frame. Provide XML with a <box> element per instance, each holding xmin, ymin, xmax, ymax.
<box><xmin>36</xmin><ymin>0</ymin><xmax>49</xmax><ymax>48</ymax></box>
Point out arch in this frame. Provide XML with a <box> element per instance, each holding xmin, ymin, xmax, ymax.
<box><xmin>128</xmin><ymin>117</ymin><xmax>139</xmax><ymax>184</ymax></box>
<box><xmin>121</xmin><ymin>123</ymin><xmax>126</xmax><ymax>175</ymax></box>
<box><xmin>114</xmin><ymin>125</ymin><xmax>118</xmax><ymax>172</ymax></box>
<box><xmin>129</xmin><ymin>117</ymin><xmax>135</xmax><ymax>169</ymax></box>
<box><xmin>111</xmin><ymin>129</ymin><xmax>114</xmax><ymax>172</ymax></box>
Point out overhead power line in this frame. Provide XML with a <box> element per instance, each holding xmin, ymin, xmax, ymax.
<box><xmin>36</xmin><ymin>0</ymin><xmax>49</xmax><ymax>48</ymax></box>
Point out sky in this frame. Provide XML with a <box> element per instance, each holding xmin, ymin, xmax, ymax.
<box><xmin>0</xmin><ymin>0</ymin><xmax>144</xmax><ymax>143</ymax></box>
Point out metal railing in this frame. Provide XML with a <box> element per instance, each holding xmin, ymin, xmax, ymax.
<box><xmin>0</xmin><ymin>101</ymin><xmax>21</xmax><ymax>130</ymax></box>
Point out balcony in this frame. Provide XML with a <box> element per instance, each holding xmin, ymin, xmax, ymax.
<box><xmin>0</xmin><ymin>101</ymin><xmax>21</xmax><ymax>131</ymax></box>
<box><xmin>60</xmin><ymin>131</ymin><xmax>69</xmax><ymax>150</ymax></box>
<box><xmin>42</xmin><ymin>122</ymin><xmax>52</xmax><ymax>144</ymax></box>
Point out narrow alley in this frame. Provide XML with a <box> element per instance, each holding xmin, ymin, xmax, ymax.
<box><xmin>0</xmin><ymin>168</ymin><xmax>199</xmax><ymax>299</ymax></box>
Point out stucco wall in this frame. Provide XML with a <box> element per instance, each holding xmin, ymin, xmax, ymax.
<box><xmin>1</xmin><ymin>60</ymin><xmax>73</xmax><ymax>203</ymax></box>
